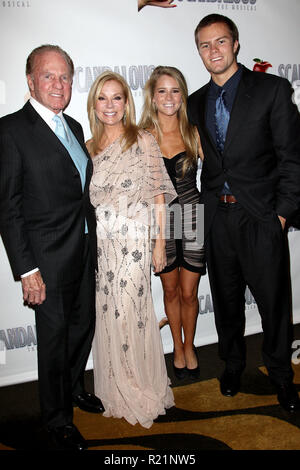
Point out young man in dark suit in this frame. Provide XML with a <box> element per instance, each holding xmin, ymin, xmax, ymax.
<box><xmin>0</xmin><ymin>45</ymin><xmax>104</xmax><ymax>450</ymax></box>
<box><xmin>188</xmin><ymin>14</ymin><xmax>300</xmax><ymax>412</ymax></box>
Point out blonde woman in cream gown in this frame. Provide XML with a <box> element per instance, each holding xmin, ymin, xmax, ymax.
<box><xmin>87</xmin><ymin>71</ymin><xmax>176</xmax><ymax>428</ymax></box>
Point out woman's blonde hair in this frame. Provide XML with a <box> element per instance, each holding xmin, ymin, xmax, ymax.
<box><xmin>139</xmin><ymin>66</ymin><xmax>199</xmax><ymax>176</ymax></box>
<box><xmin>87</xmin><ymin>71</ymin><xmax>138</xmax><ymax>156</ymax></box>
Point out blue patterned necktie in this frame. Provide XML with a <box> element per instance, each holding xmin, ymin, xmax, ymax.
<box><xmin>215</xmin><ymin>89</ymin><xmax>230</xmax><ymax>154</ymax></box>
<box><xmin>53</xmin><ymin>114</ymin><xmax>69</xmax><ymax>142</ymax></box>
<box><xmin>215</xmin><ymin>88</ymin><xmax>231</xmax><ymax>194</ymax></box>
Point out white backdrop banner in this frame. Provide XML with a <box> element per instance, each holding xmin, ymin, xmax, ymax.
<box><xmin>1</xmin><ymin>0</ymin><xmax>300</xmax><ymax>386</ymax></box>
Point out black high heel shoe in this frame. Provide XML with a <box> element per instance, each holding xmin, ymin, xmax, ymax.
<box><xmin>173</xmin><ymin>364</ymin><xmax>188</xmax><ymax>380</ymax></box>
<box><xmin>187</xmin><ymin>347</ymin><xmax>200</xmax><ymax>380</ymax></box>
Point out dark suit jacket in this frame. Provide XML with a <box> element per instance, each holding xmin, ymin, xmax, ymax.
<box><xmin>0</xmin><ymin>101</ymin><xmax>97</xmax><ymax>287</ymax></box>
<box><xmin>188</xmin><ymin>66</ymin><xmax>300</xmax><ymax>237</ymax></box>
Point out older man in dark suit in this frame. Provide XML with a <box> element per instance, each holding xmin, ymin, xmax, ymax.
<box><xmin>188</xmin><ymin>14</ymin><xmax>300</xmax><ymax>411</ymax></box>
<box><xmin>0</xmin><ymin>45</ymin><xmax>104</xmax><ymax>450</ymax></box>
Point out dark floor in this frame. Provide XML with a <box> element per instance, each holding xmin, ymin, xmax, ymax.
<box><xmin>2</xmin><ymin>324</ymin><xmax>299</xmax><ymax>420</ymax></box>
<box><xmin>0</xmin><ymin>324</ymin><xmax>299</xmax><ymax>451</ymax></box>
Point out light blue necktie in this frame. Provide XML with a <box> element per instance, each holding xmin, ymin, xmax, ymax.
<box><xmin>53</xmin><ymin>114</ymin><xmax>69</xmax><ymax>142</ymax></box>
<box><xmin>52</xmin><ymin>114</ymin><xmax>88</xmax><ymax>233</ymax></box>
<box><xmin>215</xmin><ymin>89</ymin><xmax>231</xmax><ymax>194</ymax></box>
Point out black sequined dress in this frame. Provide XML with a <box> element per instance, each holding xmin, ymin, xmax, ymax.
<box><xmin>161</xmin><ymin>152</ymin><xmax>205</xmax><ymax>274</ymax></box>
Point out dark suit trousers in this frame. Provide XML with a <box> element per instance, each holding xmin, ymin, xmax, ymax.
<box><xmin>34</xmin><ymin>236</ymin><xmax>96</xmax><ymax>429</ymax></box>
<box><xmin>206</xmin><ymin>202</ymin><xmax>294</xmax><ymax>385</ymax></box>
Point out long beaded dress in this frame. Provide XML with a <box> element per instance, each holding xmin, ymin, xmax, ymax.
<box><xmin>89</xmin><ymin>130</ymin><xmax>177</xmax><ymax>428</ymax></box>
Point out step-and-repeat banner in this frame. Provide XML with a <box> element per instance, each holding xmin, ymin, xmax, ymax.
<box><xmin>1</xmin><ymin>0</ymin><xmax>300</xmax><ymax>386</ymax></box>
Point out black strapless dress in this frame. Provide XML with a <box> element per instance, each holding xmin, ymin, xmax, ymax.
<box><xmin>160</xmin><ymin>152</ymin><xmax>205</xmax><ymax>275</ymax></box>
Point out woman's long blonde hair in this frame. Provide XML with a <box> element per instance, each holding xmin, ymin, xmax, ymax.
<box><xmin>87</xmin><ymin>71</ymin><xmax>138</xmax><ymax>156</ymax></box>
<box><xmin>139</xmin><ymin>66</ymin><xmax>199</xmax><ymax>176</ymax></box>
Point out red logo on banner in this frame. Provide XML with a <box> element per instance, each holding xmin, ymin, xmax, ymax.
<box><xmin>253</xmin><ymin>58</ymin><xmax>272</xmax><ymax>73</ymax></box>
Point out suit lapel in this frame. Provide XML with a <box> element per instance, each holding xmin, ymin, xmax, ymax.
<box><xmin>224</xmin><ymin>67</ymin><xmax>254</xmax><ymax>152</ymax></box>
<box><xmin>196</xmin><ymin>67</ymin><xmax>256</xmax><ymax>157</ymax></box>
<box><xmin>24</xmin><ymin>102</ymin><xmax>87</xmax><ymax>184</ymax></box>
<box><xmin>195</xmin><ymin>86</ymin><xmax>207</xmax><ymax>129</ymax></box>
<box><xmin>24</xmin><ymin>101</ymin><xmax>68</xmax><ymax>156</ymax></box>
<box><xmin>24</xmin><ymin>101</ymin><xmax>79</xmax><ymax>175</ymax></box>
<box><xmin>194</xmin><ymin>85</ymin><xmax>220</xmax><ymax>155</ymax></box>
<box><xmin>24</xmin><ymin>101</ymin><xmax>92</xmax><ymax>194</ymax></box>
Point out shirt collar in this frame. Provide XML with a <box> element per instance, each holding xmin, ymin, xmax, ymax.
<box><xmin>209</xmin><ymin>63</ymin><xmax>243</xmax><ymax>96</ymax></box>
<box><xmin>29</xmin><ymin>97</ymin><xmax>64</xmax><ymax>130</ymax></box>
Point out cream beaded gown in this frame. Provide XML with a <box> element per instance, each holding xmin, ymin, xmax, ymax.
<box><xmin>89</xmin><ymin>130</ymin><xmax>176</xmax><ymax>428</ymax></box>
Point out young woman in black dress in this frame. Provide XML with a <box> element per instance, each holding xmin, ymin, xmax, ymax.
<box><xmin>139</xmin><ymin>66</ymin><xmax>205</xmax><ymax>379</ymax></box>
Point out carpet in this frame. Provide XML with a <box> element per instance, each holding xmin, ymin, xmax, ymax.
<box><xmin>0</xmin><ymin>328</ymin><xmax>300</xmax><ymax>452</ymax></box>
<box><xmin>74</xmin><ymin>366</ymin><xmax>300</xmax><ymax>451</ymax></box>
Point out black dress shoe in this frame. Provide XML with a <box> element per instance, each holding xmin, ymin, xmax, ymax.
<box><xmin>276</xmin><ymin>382</ymin><xmax>300</xmax><ymax>412</ymax></box>
<box><xmin>73</xmin><ymin>391</ymin><xmax>104</xmax><ymax>413</ymax></box>
<box><xmin>220</xmin><ymin>369</ymin><xmax>241</xmax><ymax>397</ymax></box>
<box><xmin>49</xmin><ymin>424</ymin><xmax>87</xmax><ymax>451</ymax></box>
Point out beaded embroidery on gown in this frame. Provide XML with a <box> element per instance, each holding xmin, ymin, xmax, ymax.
<box><xmin>89</xmin><ymin>130</ymin><xmax>176</xmax><ymax>428</ymax></box>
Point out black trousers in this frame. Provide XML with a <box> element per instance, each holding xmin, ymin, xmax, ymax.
<box><xmin>34</xmin><ymin>236</ymin><xmax>96</xmax><ymax>429</ymax></box>
<box><xmin>206</xmin><ymin>202</ymin><xmax>293</xmax><ymax>385</ymax></box>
